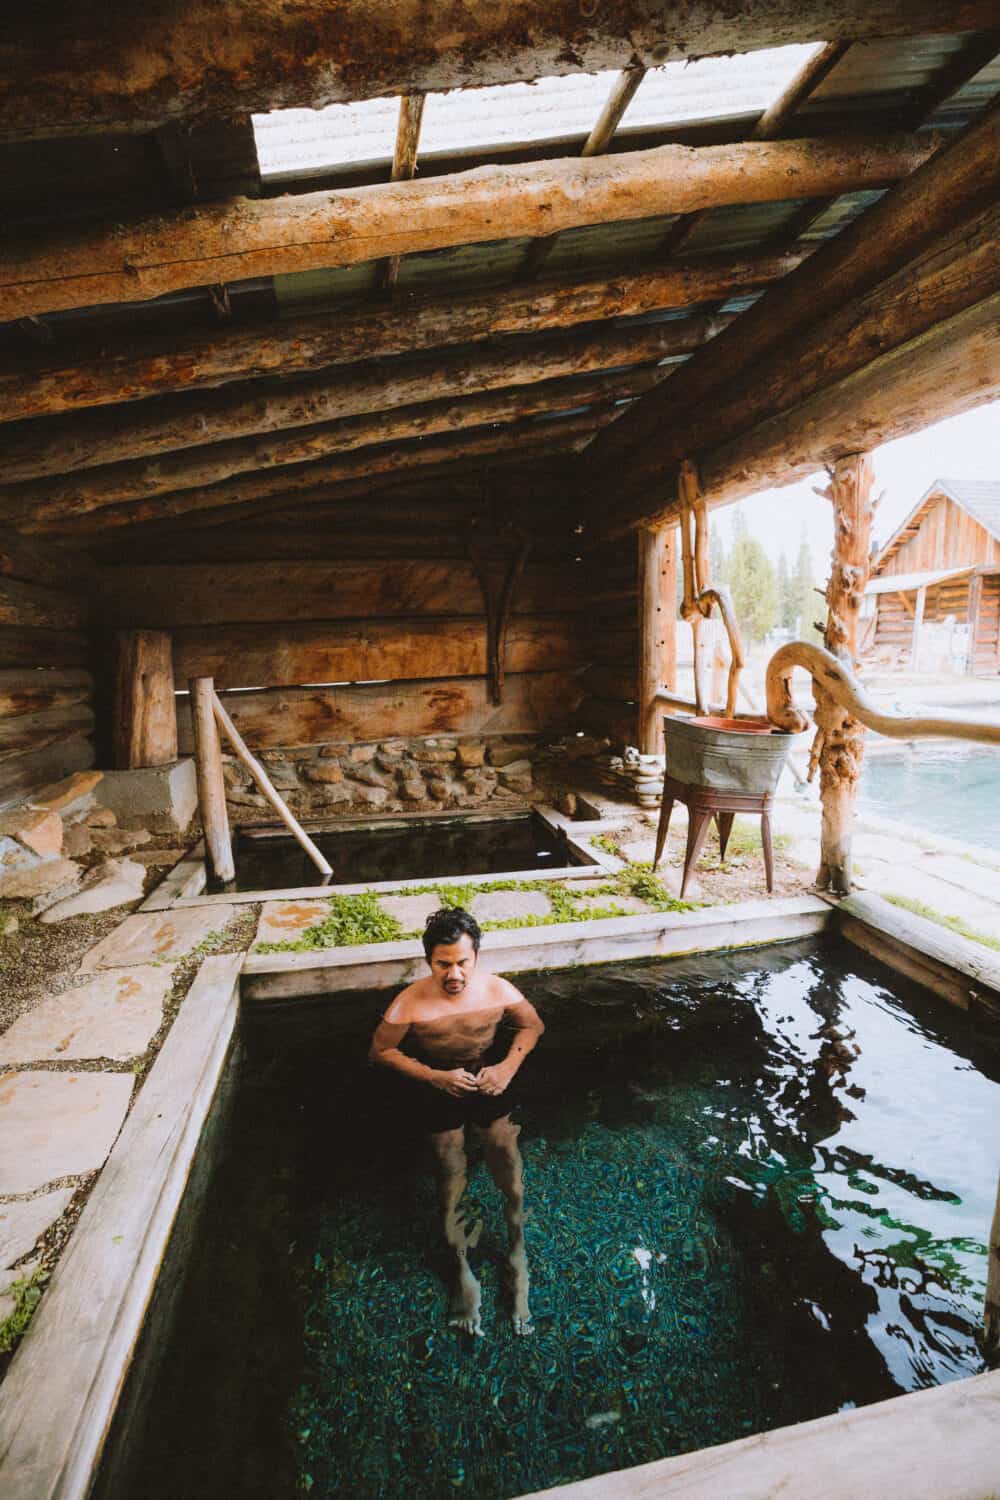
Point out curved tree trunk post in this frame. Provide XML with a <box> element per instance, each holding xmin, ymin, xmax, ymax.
<box><xmin>986</xmin><ymin>1170</ymin><xmax>1000</xmax><ymax>1360</ymax></box>
<box><xmin>189</xmin><ymin>675</ymin><xmax>234</xmax><ymax>886</ymax></box>
<box><xmin>637</xmin><ymin>525</ymin><xmax>676</xmax><ymax>754</ymax></box>
<box><xmin>814</xmin><ymin>452</ymin><xmax>875</xmax><ymax>894</ymax></box>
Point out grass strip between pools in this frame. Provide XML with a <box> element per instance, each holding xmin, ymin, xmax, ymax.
<box><xmin>255</xmin><ymin>865</ymin><xmax>697</xmax><ymax>953</ymax></box>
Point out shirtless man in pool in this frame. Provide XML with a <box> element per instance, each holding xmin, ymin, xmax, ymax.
<box><xmin>369</xmin><ymin>907</ymin><xmax>544</xmax><ymax>1337</ymax></box>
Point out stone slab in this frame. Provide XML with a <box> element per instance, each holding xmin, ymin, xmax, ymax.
<box><xmin>0</xmin><ymin>1190</ymin><xmax>74</xmax><ymax>1269</ymax></box>
<box><xmin>78</xmin><ymin>904</ymin><xmax>234</xmax><ymax>972</ymax></box>
<box><xmin>0</xmin><ymin>967</ymin><xmax>172</xmax><ymax>1065</ymax></box>
<box><xmin>40</xmin><ymin>857</ymin><xmax>147</xmax><ymax>924</ymax></box>
<box><xmin>573</xmin><ymin>893</ymin><xmax>651</xmax><ymax>916</ymax></box>
<box><xmin>0</xmin><ymin>858</ymin><xmax>79</xmax><ymax>901</ymax></box>
<box><xmin>255</xmin><ymin>900</ymin><xmax>328</xmax><ymax>946</ymax></box>
<box><xmin>130</xmin><ymin>848</ymin><xmax>187</xmax><ymax>867</ymax></box>
<box><xmin>380</xmin><ymin>893</ymin><xmax>443</xmax><ymax>933</ymax></box>
<box><xmin>30</xmin><ymin>771</ymin><xmax>103</xmax><ymax>815</ymax></box>
<box><xmin>0</xmin><ymin>1071</ymin><xmax>134</xmax><ymax>1196</ymax></box>
<box><xmin>469</xmin><ymin>890</ymin><xmax>552</xmax><ymax>922</ymax></box>
<box><xmin>0</xmin><ymin>808</ymin><xmax>63</xmax><ymax>858</ymax></box>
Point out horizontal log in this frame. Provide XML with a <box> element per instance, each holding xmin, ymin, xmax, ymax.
<box><xmin>0</xmin><ymin>534</ymin><xmax>92</xmax><ymax>589</ymax></box>
<box><xmin>0</xmin><ymin>668</ymin><xmax>93</xmax><ymax>719</ymax></box>
<box><xmin>30</xmin><ymin>414</ymin><xmax>604</xmax><ymax>535</ymax></box>
<box><xmin>0</xmin><ymin>253</ymin><xmax>805</xmax><ymax>423</ymax></box>
<box><xmin>176</xmin><ymin>671</ymin><xmax>587</xmax><ymax>751</ymax></box>
<box><xmin>0</xmin><ymin>703</ymin><xmax>95</xmax><ymax>762</ymax></box>
<box><xmin>0</xmin><ymin>134</ymin><xmax>939</xmax><ymax>320</ymax></box>
<box><xmin>0</xmin><ymin>315</ymin><xmax>722</xmax><ymax>485</ymax></box>
<box><xmin>585</xmin><ymin>100</ymin><xmax>1000</xmax><ymax>511</ymax></box>
<box><xmin>0</xmin><ymin>577</ymin><xmax>85</xmax><ymax>631</ymax></box>
<box><xmin>0</xmin><ymin>736</ymin><xmax>95</xmax><ymax>808</ymax></box>
<box><xmin>99</xmin><ymin>561</ymin><xmax>596</xmax><ymax>629</ymax></box>
<box><xmin>0</xmin><ymin>628</ymin><xmax>92</xmax><ymax>670</ymax></box>
<box><xmin>172</xmin><ymin>615</ymin><xmax>593</xmax><ymax>691</ymax></box>
<box><xmin>698</xmin><ymin>291</ymin><xmax>1000</xmax><ymax>508</ymax></box>
<box><xmin>2</xmin><ymin>3</ymin><xmax>989</xmax><ymax>138</ymax></box>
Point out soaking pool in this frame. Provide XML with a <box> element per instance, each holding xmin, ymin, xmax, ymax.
<box><xmin>97</xmin><ymin>936</ymin><xmax>999</xmax><ymax>1500</ymax></box>
<box><xmin>860</xmin><ymin>744</ymin><xmax>1000</xmax><ymax>852</ymax></box>
<box><xmin>231</xmin><ymin>810</ymin><xmax>588</xmax><ymax>892</ymax></box>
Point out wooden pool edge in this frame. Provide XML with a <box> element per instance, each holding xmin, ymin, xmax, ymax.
<box><xmin>240</xmin><ymin>894</ymin><xmax>833</xmax><ymax>999</ymax></box>
<box><xmin>0</xmin><ymin>953</ymin><xmax>242</xmax><ymax>1500</ymax></box>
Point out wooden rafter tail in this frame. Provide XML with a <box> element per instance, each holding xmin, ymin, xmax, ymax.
<box><xmin>212</xmin><ymin>691</ymin><xmax>333</xmax><ymax>878</ymax></box>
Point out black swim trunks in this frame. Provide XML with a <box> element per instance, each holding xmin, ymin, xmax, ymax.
<box><xmin>386</xmin><ymin>1072</ymin><xmax>519</xmax><ymax>1136</ymax></box>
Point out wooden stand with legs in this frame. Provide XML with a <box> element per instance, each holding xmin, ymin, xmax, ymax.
<box><xmin>653</xmin><ymin>774</ymin><xmax>775</xmax><ymax>897</ymax></box>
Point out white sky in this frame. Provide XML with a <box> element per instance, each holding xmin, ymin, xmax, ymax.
<box><xmin>713</xmin><ymin>400</ymin><xmax>1000</xmax><ymax>580</ymax></box>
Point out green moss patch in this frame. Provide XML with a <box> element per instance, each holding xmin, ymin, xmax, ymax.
<box><xmin>883</xmin><ymin>893</ymin><xmax>1000</xmax><ymax>954</ymax></box>
<box><xmin>0</xmin><ymin>1265</ymin><xmax>48</xmax><ymax>1356</ymax></box>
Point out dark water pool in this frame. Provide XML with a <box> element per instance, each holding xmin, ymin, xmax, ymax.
<box><xmin>231</xmin><ymin>812</ymin><xmax>581</xmax><ymax>892</ymax></box>
<box><xmin>860</xmin><ymin>744</ymin><xmax>1000</xmax><ymax>851</ymax></box>
<box><xmin>107</xmin><ymin>938</ymin><xmax>1000</xmax><ymax>1500</ymax></box>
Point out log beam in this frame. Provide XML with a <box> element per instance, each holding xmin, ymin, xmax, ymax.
<box><xmin>2</xmin><ymin>4</ymin><xmax>990</xmax><ymax>138</ymax></box>
<box><xmin>637</xmin><ymin>527</ymin><xmax>677</xmax><ymax>755</ymax></box>
<box><xmin>814</xmin><ymin>454</ymin><xmax>874</xmax><ymax>895</ymax></box>
<box><xmin>30</xmin><ymin>412</ymin><xmax>605</xmax><ymax>536</ymax></box>
<box><xmin>0</xmin><ymin>251</ymin><xmax>806</xmax><ymax>425</ymax></box>
<box><xmin>0</xmin><ymin>133</ymin><xmax>939</xmax><ymax>320</ymax></box>
<box><xmin>112</xmin><ymin>630</ymin><xmax>178</xmax><ymax>770</ymax></box>
<box><xmin>189</xmin><ymin>676</ymin><xmax>234</xmax><ymax>886</ymax></box>
<box><xmin>585</xmin><ymin>99</ymin><xmax>1000</xmax><ymax>512</ymax></box>
<box><xmin>0</xmin><ymin>311</ymin><xmax>729</xmax><ymax>489</ymax></box>
<box><xmin>379</xmin><ymin>95</ymin><xmax>426</xmax><ymax>291</ymax></box>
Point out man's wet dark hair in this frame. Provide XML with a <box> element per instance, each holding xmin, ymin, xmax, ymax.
<box><xmin>422</xmin><ymin>906</ymin><xmax>482</xmax><ymax>960</ymax></box>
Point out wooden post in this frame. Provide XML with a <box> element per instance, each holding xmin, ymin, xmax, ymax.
<box><xmin>985</xmin><ymin>1170</ymin><xmax>1000</xmax><ymax>1359</ymax></box>
<box><xmin>112</xmin><ymin>629</ymin><xmax>177</xmax><ymax>769</ymax></box>
<box><xmin>188</xmin><ymin>676</ymin><xmax>234</xmax><ymax>885</ymax></box>
<box><xmin>966</xmin><ymin>571</ymin><xmax>983</xmax><ymax>676</ymax></box>
<box><xmin>910</xmin><ymin>583</ymin><xmax>927</xmax><ymax>668</ymax></box>
<box><xmin>638</xmin><ymin>526</ymin><xmax>676</xmax><ymax>754</ymax></box>
<box><xmin>814</xmin><ymin>453</ymin><xmax>875</xmax><ymax>895</ymax></box>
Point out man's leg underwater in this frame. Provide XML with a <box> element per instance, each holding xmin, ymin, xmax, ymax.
<box><xmin>429</xmin><ymin>1126</ymin><xmax>483</xmax><ymax>1336</ymax></box>
<box><xmin>480</xmin><ymin>1115</ymin><xmax>533</xmax><ymax>1335</ymax></box>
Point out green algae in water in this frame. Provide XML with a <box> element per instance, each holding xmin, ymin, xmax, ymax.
<box><xmin>113</xmin><ymin>938</ymin><xmax>1000</xmax><ymax>1500</ymax></box>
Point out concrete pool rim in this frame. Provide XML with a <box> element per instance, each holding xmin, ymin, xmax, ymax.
<box><xmin>1</xmin><ymin>895</ymin><xmax>998</xmax><ymax>1500</ymax></box>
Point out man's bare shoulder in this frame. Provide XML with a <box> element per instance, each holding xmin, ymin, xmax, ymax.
<box><xmin>382</xmin><ymin>976</ymin><xmax>436</xmax><ymax>1024</ymax></box>
<box><xmin>485</xmin><ymin>973</ymin><xmax>529</xmax><ymax>1007</ymax></box>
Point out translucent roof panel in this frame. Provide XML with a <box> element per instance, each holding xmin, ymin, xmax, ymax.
<box><xmin>253</xmin><ymin>43</ymin><xmax>823</xmax><ymax>182</ymax></box>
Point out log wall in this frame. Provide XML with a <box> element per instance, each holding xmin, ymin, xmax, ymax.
<box><xmin>96</xmin><ymin>527</ymin><xmax>642</xmax><ymax>750</ymax></box>
<box><xmin>0</xmin><ymin>538</ymin><xmax>95</xmax><ymax>805</ymax></box>
<box><xmin>879</xmin><ymin>495</ymin><xmax>1000</xmax><ymax>576</ymax></box>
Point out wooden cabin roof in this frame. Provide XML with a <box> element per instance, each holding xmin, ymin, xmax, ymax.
<box><xmin>873</xmin><ymin>478</ymin><xmax>1000</xmax><ymax>575</ymax></box>
<box><xmin>0</xmin><ymin>7</ymin><xmax>997</xmax><ymax>558</ymax></box>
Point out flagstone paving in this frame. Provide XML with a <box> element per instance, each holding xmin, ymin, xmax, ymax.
<box><xmin>0</xmin><ymin>967</ymin><xmax>173</xmax><ymax>1066</ymax></box>
<box><xmin>256</xmin><ymin>899</ymin><xmax>328</xmax><ymax>946</ymax></box>
<box><xmin>0</xmin><ymin>1190</ymin><xmax>75</xmax><ymax>1269</ymax></box>
<box><xmin>78</xmin><ymin>904</ymin><xmax>235</xmax><ymax>972</ymax></box>
<box><xmin>379</xmin><ymin>893</ymin><xmax>443</xmax><ymax>932</ymax></box>
<box><xmin>0</xmin><ymin>1070</ymin><xmax>134</xmax><ymax>1196</ymax></box>
<box><xmin>468</xmin><ymin>890</ymin><xmax>552</xmax><ymax>923</ymax></box>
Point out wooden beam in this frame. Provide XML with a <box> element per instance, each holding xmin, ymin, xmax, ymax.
<box><xmin>379</xmin><ymin>94</ymin><xmax>426</xmax><ymax>291</ymax></box>
<box><xmin>0</xmin><ymin>312</ymin><xmax>728</xmax><ymax>488</ymax></box>
<box><xmin>585</xmin><ymin>100</ymin><xmax>1000</xmax><ymax>499</ymax></box>
<box><xmin>188</xmin><ymin>676</ymin><xmax>234</xmax><ymax>886</ymax></box>
<box><xmin>815</xmin><ymin>454</ymin><xmax>874</xmax><ymax>894</ymax></box>
<box><xmin>29</xmin><ymin>414</ymin><xmax>604</xmax><ymax>536</ymax></box>
<box><xmin>522</xmin><ymin>65</ymin><xmax>646</xmax><ymax>279</ymax></box>
<box><xmin>619</xmin><ymin>200</ymin><xmax>1000</xmax><ymax>525</ymax></box>
<box><xmin>0</xmin><ymin>251</ymin><xmax>806</xmax><ymax>424</ymax></box>
<box><xmin>966</xmin><ymin>571</ymin><xmax>983</xmax><ymax>675</ymax></box>
<box><xmin>3</xmin><ymin>3</ymin><xmax>992</xmax><ymax>138</ymax></box>
<box><xmin>637</xmin><ymin>527</ymin><xmax>676</xmax><ymax>755</ymax></box>
<box><xmin>0</xmin><ymin>133</ymin><xmax>939</xmax><ymax>319</ymax></box>
<box><xmin>112</xmin><ymin>630</ymin><xmax>178</xmax><ymax>770</ymax></box>
<box><xmin>695</xmin><ymin>291</ymin><xmax>1000</xmax><ymax>509</ymax></box>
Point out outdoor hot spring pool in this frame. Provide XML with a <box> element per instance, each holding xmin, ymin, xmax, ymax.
<box><xmin>101</xmin><ymin>937</ymin><xmax>1000</xmax><ymax>1500</ymax></box>
<box><xmin>231</xmin><ymin>810</ymin><xmax>585</xmax><ymax>891</ymax></box>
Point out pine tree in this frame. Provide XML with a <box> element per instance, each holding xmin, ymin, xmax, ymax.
<box><xmin>776</xmin><ymin>551</ymin><xmax>792</xmax><ymax>630</ymax></box>
<box><xmin>791</xmin><ymin>532</ymin><xmax>823</xmax><ymax>642</ymax></box>
<box><xmin>721</xmin><ymin>514</ymin><xmax>778</xmax><ymax>643</ymax></box>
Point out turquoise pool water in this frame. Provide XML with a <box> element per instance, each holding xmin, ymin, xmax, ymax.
<box><xmin>860</xmin><ymin>744</ymin><xmax>1000</xmax><ymax>851</ymax></box>
<box><xmin>110</xmin><ymin>939</ymin><xmax>999</xmax><ymax>1499</ymax></box>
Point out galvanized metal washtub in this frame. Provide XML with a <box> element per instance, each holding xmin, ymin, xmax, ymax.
<box><xmin>663</xmin><ymin>714</ymin><xmax>804</xmax><ymax>793</ymax></box>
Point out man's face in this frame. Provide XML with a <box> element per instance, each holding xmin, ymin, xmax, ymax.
<box><xmin>429</xmin><ymin>935</ymin><xmax>478</xmax><ymax>996</ymax></box>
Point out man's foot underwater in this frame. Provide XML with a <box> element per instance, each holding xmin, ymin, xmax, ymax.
<box><xmin>447</xmin><ymin>1254</ymin><xmax>484</xmax><ymax>1337</ymax></box>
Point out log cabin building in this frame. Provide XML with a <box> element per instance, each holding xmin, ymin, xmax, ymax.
<box><xmin>864</xmin><ymin>479</ymin><xmax>1000</xmax><ymax>675</ymax></box>
<box><xmin>0</xmin><ymin>6</ymin><xmax>998</xmax><ymax>832</ymax></box>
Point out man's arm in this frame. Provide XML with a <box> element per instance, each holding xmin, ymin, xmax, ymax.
<box><xmin>476</xmin><ymin>984</ymin><xmax>545</xmax><ymax>1096</ymax></box>
<box><xmin>369</xmin><ymin>1014</ymin><xmax>478</xmax><ymax>1097</ymax></box>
